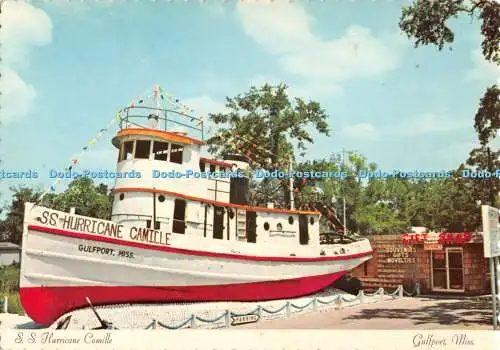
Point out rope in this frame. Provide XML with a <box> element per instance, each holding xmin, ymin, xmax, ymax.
<box><xmin>261</xmin><ymin>304</ymin><xmax>288</xmax><ymax>314</ymax></box>
<box><xmin>156</xmin><ymin>318</ymin><xmax>192</xmax><ymax>330</ymax></box>
<box><xmin>195</xmin><ymin>312</ymin><xmax>227</xmax><ymax>323</ymax></box>
<box><xmin>231</xmin><ymin>308</ymin><xmax>260</xmax><ymax>317</ymax></box>
<box><xmin>148</xmin><ymin>285</ymin><xmax>414</xmax><ymax>329</ymax></box>
<box><xmin>290</xmin><ymin>299</ymin><xmax>315</xmax><ymax>310</ymax></box>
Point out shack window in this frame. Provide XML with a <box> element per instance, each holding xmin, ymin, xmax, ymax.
<box><xmin>135</xmin><ymin>140</ymin><xmax>151</xmax><ymax>159</ymax></box>
<box><xmin>121</xmin><ymin>141</ymin><xmax>134</xmax><ymax>161</ymax></box>
<box><xmin>170</xmin><ymin>144</ymin><xmax>183</xmax><ymax>164</ymax></box>
<box><xmin>210</xmin><ymin>164</ymin><xmax>216</xmax><ymax>172</ymax></box>
<box><xmin>200</xmin><ymin>161</ymin><xmax>205</xmax><ymax>172</ymax></box>
<box><xmin>153</xmin><ymin>141</ymin><xmax>169</xmax><ymax>161</ymax></box>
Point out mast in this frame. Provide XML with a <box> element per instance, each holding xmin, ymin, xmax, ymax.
<box><xmin>152</xmin><ymin>84</ymin><xmax>160</xmax><ymax>130</ymax></box>
<box><xmin>289</xmin><ymin>155</ymin><xmax>294</xmax><ymax>210</ymax></box>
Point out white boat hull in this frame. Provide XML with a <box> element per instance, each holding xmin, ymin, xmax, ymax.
<box><xmin>20</xmin><ymin>204</ymin><xmax>372</xmax><ymax>325</ymax></box>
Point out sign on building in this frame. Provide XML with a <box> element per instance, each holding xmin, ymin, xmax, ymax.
<box><xmin>481</xmin><ymin>205</ymin><xmax>500</xmax><ymax>258</ymax></box>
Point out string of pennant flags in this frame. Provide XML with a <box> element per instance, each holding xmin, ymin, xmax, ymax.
<box><xmin>36</xmin><ymin>86</ymin><xmax>203</xmax><ymax>203</ymax></box>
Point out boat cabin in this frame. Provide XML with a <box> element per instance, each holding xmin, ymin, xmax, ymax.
<box><xmin>110</xmin><ymin>104</ymin><xmax>321</xmax><ymax>249</ymax></box>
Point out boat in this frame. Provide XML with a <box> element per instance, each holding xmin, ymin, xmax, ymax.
<box><xmin>19</xmin><ymin>85</ymin><xmax>373</xmax><ymax>325</ymax></box>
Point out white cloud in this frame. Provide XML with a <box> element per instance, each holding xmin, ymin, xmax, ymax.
<box><xmin>401</xmin><ymin>113</ymin><xmax>470</xmax><ymax>134</ymax></box>
<box><xmin>182</xmin><ymin>94</ymin><xmax>227</xmax><ymax>118</ymax></box>
<box><xmin>0</xmin><ymin>1</ymin><xmax>53</xmax><ymax>124</ymax></box>
<box><xmin>236</xmin><ymin>1</ymin><xmax>406</xmax><ymax>81</ymax></box>
<box><xmin>466</xmin><ymin>49</ymin><xmax>499</xmax><ymax>84</ymax></box>
<box><xmin>0</xmin><ymin>67</ymin><xmax>37</xmax><ymax>125</ymax></box>
<box><xmin>2</xmin><ymin>1</ymin><xmax>52</xmax><ymax>66</ymax></box>
<box><xmin>343</xmin><ymin>123</ymin><xmax>379</xmax><ymax>140</ymax></box>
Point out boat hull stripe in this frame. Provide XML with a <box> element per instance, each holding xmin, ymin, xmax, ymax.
<box><xmin>27</xmin><ymin>225</ymin><xmax>373</xmax><ymax>262</ymax></box>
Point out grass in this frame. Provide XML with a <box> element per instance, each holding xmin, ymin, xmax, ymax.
<box><xmin>0</xmin><ymin>264</ymin><xmax>25</xmax><ymax>315</ymax></box>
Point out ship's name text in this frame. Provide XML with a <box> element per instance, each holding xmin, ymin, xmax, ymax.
<box><xmin>38</xmin><ymin>210</ymin><xmax>168</xmax><ymax>246</ymax></box>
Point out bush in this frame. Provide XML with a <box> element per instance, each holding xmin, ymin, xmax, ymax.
<box><xmin>5</xmin><ymin>292</ymin><xmax>24</xmax><ymax>315</ymax></box>
<box><xmin>0</xmin><ymin>265</ymin><xmax>24</xmax><ymax>315</ymax></box>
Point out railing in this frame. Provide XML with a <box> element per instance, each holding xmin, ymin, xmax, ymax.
<box><xmin>120</xmin><ymin>106</ymin><xmax>204</xmax><ymax>140</ymax></box>
<box><xmin>140</xmin><ymin>283</ymin><xmax>421</xmax><ymax>330</ymax></box>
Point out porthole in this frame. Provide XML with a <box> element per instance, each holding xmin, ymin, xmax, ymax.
<box><xmin>119</xmin><ymin>193</ymin><xmax>125</xmax><ymax>201</ymax></box>
<box><xmin>228</xmin><ymin>209</ymin><xmax>235</xmax><ymax>219</ymax></box>
<box><xmin>309</xmin><ymin>217</ymin><xmax>314</xmax><ymax>225</ymax></box>
<box><xmin>158</xmin><ymin>195</ymin><xmax>165</xmax><ymax>202</ymax></box>
<box><xmin>288</xmin><ymin>216</ymin><xmax>294</xmax><ymax>225</ymax></box>
<box><xmin>277</xmin><ymin>223</ymin><xmax>283</xmax><ymax>231</ymax></box>
<box><xmin>264</xmin><ymin>222</ymin><xmax>270</xmax><ymax>231</ymax></box>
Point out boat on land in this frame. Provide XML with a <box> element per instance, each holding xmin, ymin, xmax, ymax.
<box><xmin>19</xmin><ymin>85</ymin><xmax>373</xmax><ymax>325</ymax></box>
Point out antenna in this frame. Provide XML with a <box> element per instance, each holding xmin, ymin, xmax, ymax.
<box><xmin>151</xmin><ymin>84</ymin><xmax>161</xmax><ymax>129</ymax></box>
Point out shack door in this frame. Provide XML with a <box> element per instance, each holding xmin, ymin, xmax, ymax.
<box><xmin>213</xmin><ymin>206</ymin><xmax>224</xmax><ymax>239</ymax></box>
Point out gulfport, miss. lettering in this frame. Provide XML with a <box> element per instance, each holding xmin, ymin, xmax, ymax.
<box><xmin>0</xmin><ymin>170</ymin><xmax>38</xmax><ymax>179</ymax></box>
<box><xmin>78</xmin><ymin>244</ymin><xmax>135</xmax><ymax>258</ymax></box>
<box><xmin>38</xmin><ymin>210</ymin><xmax>168</xmax><ymax>246</ymax></box>
<box><xmin>49</xmin><ymin>169</ymin><xmax>141</xmax><ymax>179</ymax></box>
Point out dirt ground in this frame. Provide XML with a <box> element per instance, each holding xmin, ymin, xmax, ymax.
<box><xmin>238</xmin><ymin>296</ymin><xmax>497</xmax><ymax>330</ymax></box>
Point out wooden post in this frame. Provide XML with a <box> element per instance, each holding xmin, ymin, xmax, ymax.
<box><xmin>152</xmin><ymin>319</ymin><xmax>157</xmax><ymax>329</ymax></box>
<box><xmin>3</xmin><ymin>295</ymin><xmax>8</xmax><ymax>313</ymax></box>
<box><xmin>336</xmin><ymin>297</ymin><xmax>342</xmax><ymax>310</ymax></box>
<box><xmin>286</xmin><ymin>302</ymin><xmax>291</xmax><ymax>318</ymax></box>
<box><xmin>379</xmin><ymin>288</ymin><xmax>384</xmax><ymax>301</ymax></box>
<box><xmin>190</xmin><ymin>314</ymin><xmax>197</xmax><ymax>329</ymax></box>
<box><xmin>358</xmin><ymin>290</ymin><xmax>364</xmax><ymax>304</ymax></box>
<box><xmin>398</xmin><ymin>285</ymin><xmax>404</xmax><ymax>298</ymax></box>
<box><xmin>312</xmin><ymin>297</ymin><xmax>318</xmax><ymax>312</ymax></box>
<box><xmin>225</xmin><ymin>310</ymin><xmax>231</xmax><ymax>327</ymax></box>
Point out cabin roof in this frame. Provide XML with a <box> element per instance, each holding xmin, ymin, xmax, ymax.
<box><xmin>112</xmin><ymin>128</ymin><xmax>204</xmax><ymax>148</ymax></box>
<box><xmin>199</xmin><ymin>157</ymin><xmax>233</xmax><ymax>168</ymax></box>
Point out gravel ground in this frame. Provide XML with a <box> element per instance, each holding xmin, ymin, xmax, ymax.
<box><xmin>52</xmin><ymin>287</ymin><xmax>386</xmax><ymax>329</ymax></box>
<box><xmin>2</xmin><ymin>292</ymin><xmax>493</xmax><ymax>330</ymax></box>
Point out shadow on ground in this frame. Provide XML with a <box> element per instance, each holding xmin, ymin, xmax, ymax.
<box><xmin>345</xmin><ymin>298</ymin><xmax>493</xmax><ymax>326</ymax></box>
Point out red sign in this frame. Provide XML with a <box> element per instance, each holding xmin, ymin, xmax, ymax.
<box><xmin>402</xmin><ymin>232</ymin><xmax>472</xmax><ymax>245</ymax></box>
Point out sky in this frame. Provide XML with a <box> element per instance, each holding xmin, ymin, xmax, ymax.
<box><xmin>0</xmin><ymin>0</ymin><xmax>499</xmax><ymax>205</ymax></box>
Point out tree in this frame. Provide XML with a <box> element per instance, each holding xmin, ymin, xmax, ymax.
<box><xmin>207</xmin><ymin>83</ymin><xmax>330</xmax><ymax>207</ymax></box>
<box><xmin>400</xmin><ymin>0</ymin><xmax>500</xmax><ymax>208</ymax></box>
<box><xmin>399</xmin><ymin>0</ymin><xmax>499</xmax><ymax>65</ymax></box>
<box><xmin>1</xmin><ymin>187</ymin><xmax>43</xmax><ymax>245</ymax></box>
<box><xmin>50</xmin><ymin>177</ymin><xmax>113</xmax><ymax>220</ymax></box>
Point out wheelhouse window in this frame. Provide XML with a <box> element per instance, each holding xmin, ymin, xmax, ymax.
<box><xmin>153</xmin><ymin>141</ymin><xmax>169</xmax><ymax>161</ymax></box>
<box><xmin>170</xmin><ymin>143</ymin><xmax>183</xmax><ymax>164</ymax></box>
<box><xmin>120</xmin><ymin>141</ymin><xmax>134</xmax><ymax>161</ymax></box>
<box><xmin>135</xmin><ymin>140</ymin><xmax>151</xmax><ymax>159</ymax></box>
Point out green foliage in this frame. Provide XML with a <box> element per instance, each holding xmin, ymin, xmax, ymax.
<box><xmin>400</xmin><ymin>0</ymin><xmax>500</xmax><ymax>65</ymax></box>
<box><xmin>0</xmin><ymin>178</ymin><xmax>113</xmax><ymax>245</ymax></box>
<box><xmin>474</xmin><ymin>85</ymin><xmax>500</xmax><ymax>147</ymax></box>
<box><xmin>208</xmin><ymin>83</ymin><xmax>329</xmax><ymax>169</ymax></box>
<box><xmin>0</xmin><ymin>266</ymin><xmax>23</xmax><ymax>315</ymax></box>
<box><xmin>0</xmin><ymin>187</ymin><xmax>43</xmax><ymax>245</ymax></box>
<box><xmin>50</xmin><ymin>177</ymin><xmax>113</xmax><ymax>219</ymax></box>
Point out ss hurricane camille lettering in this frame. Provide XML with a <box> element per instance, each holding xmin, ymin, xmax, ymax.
<box><xmin>19</xmin><ymin>85</ymin><xmax>373</xmax><ymax>326</ymax></box>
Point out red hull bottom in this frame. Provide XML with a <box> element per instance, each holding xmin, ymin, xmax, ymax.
<box><xmin>20</xmin><ymin>271</ymin><xmax>346</xmax><ymax>326</ymax></box>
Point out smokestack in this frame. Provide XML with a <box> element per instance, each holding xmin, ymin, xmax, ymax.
<box><xmin>224</xmin><ymin>154</ymin><xmax>250</xmax><ymax>205</ymax></box>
